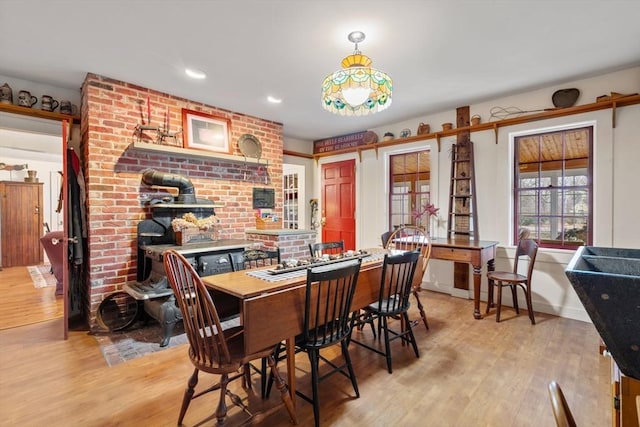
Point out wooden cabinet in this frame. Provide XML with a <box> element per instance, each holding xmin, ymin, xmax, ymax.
<box><xmin>612</xmin><ymin>360</ymin><xmax>640</xmax><ymax>427</ymax></box>
<box><xmin>0</xmin><ymin>181</ymin><xmax>44</xmax><ymax>267</ymax></box>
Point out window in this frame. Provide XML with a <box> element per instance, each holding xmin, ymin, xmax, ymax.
<box><xmin>283</xmin><ymin>164</ymin><xmax>305</xmax><ymax>229</ymax></box>
<box><xmin>514</xmin><ymin>126</ymin><xmax>592</xmax><ymax>249</ymax></box>
<box><xmin>389</xmin><ymin>150</ymin><xmax>431</xmax><ymax>232</ymax></box>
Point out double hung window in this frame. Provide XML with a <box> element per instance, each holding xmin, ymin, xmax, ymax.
<box><xmin>514</xmin><ymin>126</ymin><xmax>593</xmax><ymax>249</ymax></box>
<box><xmin>389</xmin><ymin>150</ymin><xmax>432</xmax><ymax>232</ymax></box>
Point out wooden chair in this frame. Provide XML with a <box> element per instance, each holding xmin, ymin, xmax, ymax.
<box><xmin>269</xmin><ymin>259</ymin><xmax>362</xmax><ymax>427</ymax></box>
<box><xmin>384</xmin><ymin>226</ymin><xmax>432</xmax><ymax>331</ymax></box>
<box><xmin>230</xmin><ymin>247</ymin><xmax>281</xmax><ymax>271</ymax></box>
<box><xmin>350</xmin><ymin>250</ymin><xmax>421</xmax><ymax>373</ymax></box>
<box><xmin>486</xmin><ymin>238</ymin><xmax>538</xmax><ymax>324</ymax></box>
<box><xmin>547</xmin><ymin>381</ymin><xmax>577</xmax><ymax>427</ymax></box>
<box><xmin>162</xmin><ymin>249</ymin><xmax>296</xmax><ymax>426</ymax></box>
<box><xmin>308</xmin><ymin>240</ymin><xmax>344</xmax><ymax>259</ymax></box>
<box><xmin>229</xmin><ymin>247</ymin><xmax>281</xmax><ymax>398</ymax></box>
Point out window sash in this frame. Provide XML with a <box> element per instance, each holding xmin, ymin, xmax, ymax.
<box><xmin>514</xmin><ymin>126</ymin><xmax>592</xmax><ymax>249</ymax></box>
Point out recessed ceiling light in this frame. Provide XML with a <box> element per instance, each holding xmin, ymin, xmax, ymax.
<box><xmin>185</xmin><ymin>68</ymin><xmax>206</xmax><ymax>79</ymax></box>
<box><xmin>267</xmin><ymin>96</ymin><xmax>282</xmax><ymax>104</ymax></box>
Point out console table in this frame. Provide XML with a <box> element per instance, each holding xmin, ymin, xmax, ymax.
<box><xmin>429</xmin><ymin>238</ymin><xmax>499</xmax><ymax>319</ymax></box>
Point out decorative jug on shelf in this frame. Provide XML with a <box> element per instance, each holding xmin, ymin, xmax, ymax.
<box><xmin>17</xmin><ymin>90</ymin><xmax>37</xmax><ymax>108</ymax></box>
<box><xmin>0</xmin><ymin>83</ymin><xmax>13</xmax><ymax>104</ymax></box>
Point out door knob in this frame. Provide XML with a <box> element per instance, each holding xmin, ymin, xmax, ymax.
<box><xmin>320</xmin><ymin>217</ymin><xmax>326</xmax><ymax>226</ymax></box>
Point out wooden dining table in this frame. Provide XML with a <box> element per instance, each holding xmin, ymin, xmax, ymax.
<box><xmin>200</xmin><ymin>241</ymin><xmax>495</xmax><ymax>407</ymax></box>
<box><xmin>201</xmin><ymin>250</ymin><xmax>389</xmax><ymax>407</ymax></box>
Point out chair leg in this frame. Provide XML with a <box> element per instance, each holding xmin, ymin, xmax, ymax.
<box><xmin>341</xmin><ymin>340</ymin><xmax>359</xmax><ymax>397</ymax></box>
<box><xmin>511</xmin><ymin>285</ymin><xmax>520</xmax><ymax>314</ymax></box>
<box><xmin>242</xmin><ymin>363</ymin><xmax>252</xmax><ymax>391</ymax></box>
<box><xmin>403</xmin><ymin>312</ymin><xmax>420</xmax><ymax>359</ymax></box>
<box><xmin>523</xmin><ymin>283</ymin><xmax>536</xmax><ymax>325</ymax></box>
<box><xmin>486</xmin><ymin>278</ymin><xmax>495</xmax><ymax>313</ymax></box>
<box><xmin>260</xmin><ymin>358</ymin><xmax>267</xmax><ymax>398</ymax></box>
<box><xmin>496</xmin><ymin>282</ymin><xmax>503</xmax><ymax>322</ymax></box>
<box><xmin>381</xmin><ymin>315</ymin><xmax>393</xmax><ymax>374</ymax></box>
<box><xmin>216</xmin><ymin>373</ymin><xmax>230</xmax><ymax>425</ymax></box>
<box><xmin>178</xmin><ymin>368</ymin><xmax>199</xmax><ymax>425</ymax></box>
<box><xmin>265</xmin><ymin>342</ymin><xmax>284</xmax><ymax>398</ymax></box>
<box><xmin>412</xmin><ymin>289</ymin><xmax>429</xmax><ymax>330</ymax></box>
<box><xmin>308</xmin><ymin>349</ymin><xmax>321</xmax><ymax>427</ymax></box>
<box><xmin>266</xmin><ymin>354</ymin><xmax>297</xmax><ymax>425</ymax></box>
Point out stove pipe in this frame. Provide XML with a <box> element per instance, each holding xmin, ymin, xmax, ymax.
<box><xmin>142</xmin><ymin>169</ymin><xmax>197</xmax><ymax>204</ymax></box>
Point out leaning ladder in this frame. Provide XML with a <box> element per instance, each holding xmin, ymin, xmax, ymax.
<box><xmin>447</xmin><ymin>140</ymin><xmax>479</xmax><ymax>240</ymax></box>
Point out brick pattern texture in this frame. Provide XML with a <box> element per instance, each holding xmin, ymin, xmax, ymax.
<box><xmin>81</xmin><ymin>73</ymin><xmax>283</xmax><ymax>329</ymax></box>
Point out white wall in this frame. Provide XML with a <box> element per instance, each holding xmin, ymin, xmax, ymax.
<box><xmin>307</xmin><ymin>66</ymin><xmax>640</xmax><ymax>322</ymax></box>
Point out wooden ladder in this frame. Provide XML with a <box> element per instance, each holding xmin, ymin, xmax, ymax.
<box><xmin>447</xmin><ymin>139</ymin><xmax>479</xmax><ymax>240</ymax></box>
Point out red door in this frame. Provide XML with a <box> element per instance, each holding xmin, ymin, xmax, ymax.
<box><xmin>321</xmin><ymin>160</ymin><xmax>356</xmax><ymax>250</ymax></box>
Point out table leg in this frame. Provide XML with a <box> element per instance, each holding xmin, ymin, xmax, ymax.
<box><xmin>472</xmin><ymin>264</ymin><xmax>483</xmax><ymax>319</ymax></box>
<box><xmin>285</xmin><ymin>337</ymin><xmax>296</xmax><ymax>410</ymax></box>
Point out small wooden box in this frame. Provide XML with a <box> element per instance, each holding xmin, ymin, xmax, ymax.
<box><xmin>175</xmin><ymin>228</ymin><xmax>217</xmax><ymax>246</ymax></box>
<box><xmin>255</xmin><ymin>217</ymin><xmax>282</xmax><ymax>230</ymax></box>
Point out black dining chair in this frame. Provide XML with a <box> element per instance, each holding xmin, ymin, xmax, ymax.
<box><xmin>350</xmin><ymin>250</ymin><xmax>421</xmax><ymax>373</ymax></box>
<box><xmin>308</xmin><ymin>240</ymin><xmax>344</xmax><ymax>259</ymax></box>
<box><xmin>267</xmin><ymin>259</ymin><xmax>362</xmax><ymax>427</ymax></box>
<box><xmin>230</xmin><ymin>247</ymin><xmax>281</xmax><ymax>271</ymax></box>
<box><xmin>298</xmin><ymin>259</ymin><xmax>362</xmax><ymax>427</ymax></box>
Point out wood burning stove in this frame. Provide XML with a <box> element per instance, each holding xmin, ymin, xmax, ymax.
<box><xmin>123</xmin><ymin>170</ymin><xmax>254</xmax><ymax>346</ymax></box>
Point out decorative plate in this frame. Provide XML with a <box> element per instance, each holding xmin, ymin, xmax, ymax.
<box><xmin>238</xmin><ymin>134</ymin><xmax>262</xmax><ymax>160</ymax></box>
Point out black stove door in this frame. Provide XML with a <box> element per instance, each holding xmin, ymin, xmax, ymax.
<box><xmin>197</xmin><ymin>253</ymin><xmax>234</xmax><ymax>276</ymax></box>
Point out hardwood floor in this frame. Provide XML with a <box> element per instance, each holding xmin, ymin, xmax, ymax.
<box><xmin>0</xmin><ymin>266</ymin><xmax>63</xmax><ymax>330</ymax></box>
<box><xmin>0</xmin><ymin>272</ymin><xmax>610</xmax><ymax>427</ymax></box>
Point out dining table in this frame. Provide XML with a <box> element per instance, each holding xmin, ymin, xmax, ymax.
<box><xmin>199</xmin><ymin>242</ymin><xmax>494</xmax><ymax>408</ymax></box>
<box><xmin>201</xmin><ymin>249</ymin><xmax>391</xmax><ymax>407</ymax></box>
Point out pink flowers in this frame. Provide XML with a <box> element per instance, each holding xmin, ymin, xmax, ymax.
<box><xmin>413</xmin><ymin>203</ymin><xmax>439</xmax><ymax>220</ymax></box>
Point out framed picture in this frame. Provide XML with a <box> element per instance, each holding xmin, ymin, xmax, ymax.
<box><xmin>182</xmin><ymin>109</ymin><xmax>231</xmax><ymax>154</ymax></box>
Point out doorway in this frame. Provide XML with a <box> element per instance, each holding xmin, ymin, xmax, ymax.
<box><xmin>0</xmin><ymin>128</ymin><xmax>64</xmax><ymax>329</ymax></box>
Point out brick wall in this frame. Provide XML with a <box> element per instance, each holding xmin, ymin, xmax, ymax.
<box><xmin>81</xmin><ymin>73</ymin><xmax>283</xmax><ymax>329</ymax></box>
<box><xmin>246</xmin><ymin>231</ymin><xmax>317</xmax><ymax>259</ymax></box>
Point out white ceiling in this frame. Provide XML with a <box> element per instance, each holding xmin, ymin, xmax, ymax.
<box><xmin>1</xmin><ymin>0</ymin><xmax>639</xmax><ymax>142</ymax></box>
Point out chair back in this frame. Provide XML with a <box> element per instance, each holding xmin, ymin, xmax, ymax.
<box><xmin>163</xmin><ymin>249</ymin><xmax>233</xmax><ymax>368</ymax></box>
<box><xmin>381</xmin><ymin>231</ymin><xmax>393</xmax><ymax>248</ymax></box>
<box><xmin>385</xmin><ymin>226</ymin><xmax>432</xmax><ymax>273</ymax></box>
<box><xmin>514</xmin><ymin>239</ymin><xmax>538</xmax><ymax>281</ymax></box>
<box><xmin>231</xmin><ymin>248</ymin><xmax>281</xmax><ymax>271</ymax></box>
<box><xmin>302</xmin><ymin>259</ymin><xmax>362</xmax><ymax>349</ymax></box>
<box><xmin>375</xmin><ymin>250</ymin><xmax>421</xmax><ymax>315</ymax></box>
<box><xmin>309</xmin><ymin>240</ymin><xmax>344</xmax><ymax>259</ymax></box>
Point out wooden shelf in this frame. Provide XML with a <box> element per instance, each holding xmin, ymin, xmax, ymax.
<box><xmin>0</xmin><ymin>102</ymin><xmax>80</xmax><ymax>124</ymax></box>
<box><xmin>129</xmin><ymin>141</ymin><xmax>264</xmax><ymax>165</ymax></box>
<box><xmin>313</xmin><ymin>94</ymin><xmax>640</xmax><ymax>158</ymax></box>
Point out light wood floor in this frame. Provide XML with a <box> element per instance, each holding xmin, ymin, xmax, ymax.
<box><xmin>0</xmin><ymin>271</ymin><xmax>611</xmax><ymax>426</ymax></box>
<box><xmin>0</xmin><ymin>266</ymin><xmax>63</xmax><ymax>330</ymax></box>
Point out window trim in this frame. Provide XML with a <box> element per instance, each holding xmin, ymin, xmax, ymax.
<box><xmin>511</xmin><ymin>122</ymin><xmax>594</xmax><ymax>249</ymax></box>
<box><xmin>387</xmin><ymin>148</ymin><xmax>432</xmax><ymax>233</ymax></box>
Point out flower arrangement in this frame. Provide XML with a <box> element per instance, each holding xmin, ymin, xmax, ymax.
<box><xmin>171</xmin><ymin>212</ymin><xmax>218</xmax><ymax>232</ymax></box>
<box><xmin>412</xmin><ymin>202</ymin><xmax>439</xmax><ymax>234</ymax></box>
